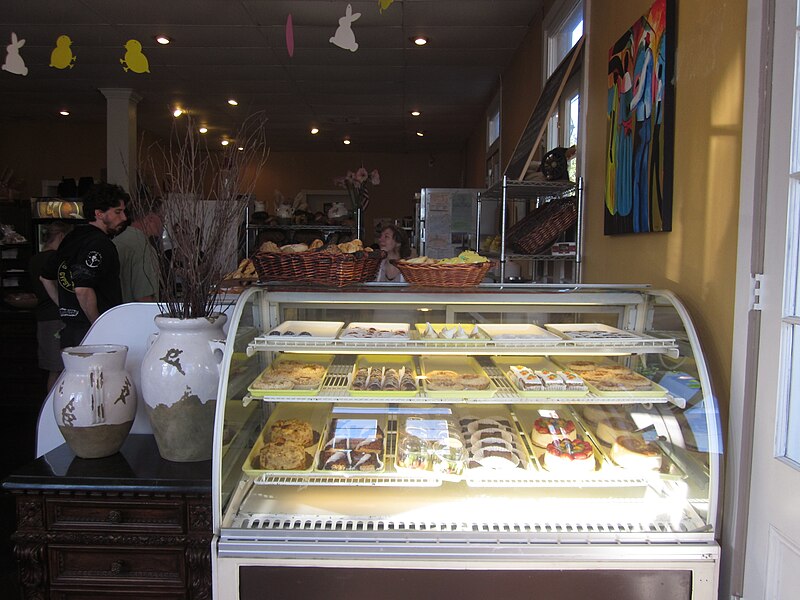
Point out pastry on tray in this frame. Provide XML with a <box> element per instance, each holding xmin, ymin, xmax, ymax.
<box><xmin>258</xmin><ymin>440</ymin><xmax>307</xmax><ymax>470</ymax></box>
<box><xmin>610</xmin><ymin>435</ymin><xmax>663</xmax><ymax>472</ymax></box>
<box><xmin>265</xmin><ymin>418</ymin><xmax>314</xmax><ymax>447</ymax></box>
<box><xmin>542</xmin><ymin>439</ymin><xmax>596</xmax><ymax>474</ymax></box>
<box><xmin>530</xmin><ymin>417</ymin><xmax>577</xmax><ymax>448</ymax></box>
<box><xmin>251</xmin><ymin>361</ymin><xmax>327</xmax><ymax>391</ymax></box>
<box><xmin>318</xmin><ymin>419</ymin><xmax>386</xmax><ymax>471</ymax></box>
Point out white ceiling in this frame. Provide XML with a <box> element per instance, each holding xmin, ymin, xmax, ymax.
<box><xmin>0</xmin><ymin>0</ymin><xmax>543</xmax><ymax>153</ymax></box>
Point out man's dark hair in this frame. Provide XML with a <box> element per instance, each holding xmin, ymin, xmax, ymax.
<box><xmin>82</xmin><ymin>183</ymin><xmax>129</xmax><ymax>221</ymax></box>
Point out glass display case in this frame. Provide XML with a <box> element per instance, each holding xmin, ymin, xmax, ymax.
<box><xmin>212</xmin><ymin>285</ymin><xmax>721</xmax><ymax>600</ymax></box>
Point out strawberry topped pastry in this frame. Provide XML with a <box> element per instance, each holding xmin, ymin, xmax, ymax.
<box><xmin>543</xmin><ymin>438</ymin><xmax>596</xmax><ymax>473</ymax></box>
<box><xmin>530</xmin><ymin>417</ymin><xmax>577</xmax><ymax>448</ymax></box>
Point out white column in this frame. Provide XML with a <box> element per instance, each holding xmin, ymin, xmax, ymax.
<box><xmin>99</xmin><ymin>88</ymin><xmax>141</xmax><ymax>193</ymax></box>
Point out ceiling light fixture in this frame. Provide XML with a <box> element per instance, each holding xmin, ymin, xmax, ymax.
<box><xmin>237</xmin><ymin>146</ymin><xmax>244</xmax><ymax>151</ymax></box>
<box><xmin>310</xmin><ymin>127</ymin><xmax>319</xmax><ymax>135</ymax></box>
<box><xmin>155</xmin><ymin>35</ymin><xmax>171</xmax><ymax>45</ymax></box>
<box><xmin>412</xmin><ymin>36</ymin><xmax>428</xmax><ymax>46</ymax></box>
<box><xmin>227</xmin><ymin>99</ymin><xmax>238</xmax><ymax>106</ymax></box>
<box><xmin>199</xmin><ymin>126</ymin><xmax>208</xmax><ymax>134</ymax></box>
<box><xmin>221</xmin><ymin>139</ymin><xmax>230</xmax><ymax>146</ymax></box>
<box><xmin>59</xmin><ymin>110</ymin><xmax>70</xmax><ymax>116</ymax></box>
<box><xmin>416</xmin><ymin>131</ymin><xmax>424</xmax><ymax>137</ymax></box>
<box><xmin>173</xmin><ymin>108</ymin><xmax>183</xmax><ymax>118</ymax></box>
<box><xmin>343</xmin><ymin>137</ymin><xmax>351</xmax><ymax>145</ymax></box>
<box><xmin>410</xmin><ymin>110</ymin><xmax>421</xmax><ymax>117</ymax></box>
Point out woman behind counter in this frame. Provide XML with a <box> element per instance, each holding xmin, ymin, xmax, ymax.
<box><xmin>375</xmin><ymin>224</ymin><xmax>411</xmax><ymax>282</ymax></box>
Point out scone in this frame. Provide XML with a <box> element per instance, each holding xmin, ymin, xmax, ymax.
<box><xmin>259</xmin><ymin>441</ymin><xmax>307</xmax><ymax>470</ymax></box>
<box><xmin>269</xmin><ymin>419</ymin><xmax>314</xmax><ymax>447</ymax></box>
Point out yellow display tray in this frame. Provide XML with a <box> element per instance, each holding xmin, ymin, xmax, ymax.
<box><xmin>348</xmin><ymin>355</ymin><xmax>419</xmax><ymax>397</ymax></box>
<box><xmin>242</xmin><ymin>403</ymin><xmax>330</xmax><ymax>477</ymax></box>
<box><xmin>551</xmin><ymin>356</ymin><xmax>667</xmax><ymax>398</ymax></box>
<box><xmin>247</xmin><ymin>354</ymin><xmax>333</xmax><ymax>397</ymax></box>
<box><xmin>420</xmin><ymin>356</ymin><xmax>497</xmax><ymax>398</ymax></box>
<box><xmin>492</xmin><ymin>356</ymin><xmax>590</xmax><ymax>398</ymax></box>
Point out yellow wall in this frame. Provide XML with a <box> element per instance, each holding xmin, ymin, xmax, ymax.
<box><xmin>584</xmin><ymin>0</ymin><xmax>747</xmax><ymax>410</ymax></box>
<box><xmin>465</xmin><ymin>0</ymin><xmax>747</xmax><ymax>411</ymax></box>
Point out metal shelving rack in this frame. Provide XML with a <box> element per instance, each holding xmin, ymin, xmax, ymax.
<box><xmin>244</xmin><ymin>206</ymin><xmax>363</xmax><ymax>255</ymax></box>
<box><xmin>477</xmin><ymin>177</ymin><xmax>582</xmax><ymax>284</ymax></box>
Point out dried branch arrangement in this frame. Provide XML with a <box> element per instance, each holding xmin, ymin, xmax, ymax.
<box><xmin>133</xmin><ymin>112</ymin><xmax>269</xmax><ymax>319</ymax></box>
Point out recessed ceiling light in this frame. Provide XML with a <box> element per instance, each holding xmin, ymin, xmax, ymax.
<box><xmin>59</xmin><ymin>110</ymin><xmax>70</xmax><ymax>116</ymax></box>
<box><xmin>199</xmin><ymin>126</ymin><xmax>208</xmax><ymax>134</ymax></box>
<box><xmin>412</xmin><ymin>36</ymin><xmax>428</xmax><ymax>46</ymax></box>
<box><xmin>155</xmin><ymin>35</ymin><xmax>171</xmax><ymax>45</ymax></box>
<box><xmin>237</xmin><ymin>146</ymin><xmax>244</xmax><ymax>151</ymax></box>
<box><xmin>416</xmin><ymin>131</ymin><xmax>424</xmax><ymax>137</ymax></box>
<box><xmin>310</xmin><ymin>127</ymin><xmax>319</xmax><ymax>135</ymax></box>
<box><xmin>227</xmin><ymin>99</ymin><xmax>238</xmax><ymax>106</ymax></box>
<box><xmin>173</xmin><ymin>108</ymin><xmax>183</xmax><ymax>118</ymax></box>
<box><xmin>410</xmin><ymin>110</ymin><xmax>421</xmax><ymax>117</ymax></box>
<box><xmin>343</xmin><ymin>137</ymin><xmax>351</xmax><ymax>145</ymax></box>
<box><xmin>221</xmin><ymin>139</ymin><xmax>230</xmax><ymax>146</ymax></box>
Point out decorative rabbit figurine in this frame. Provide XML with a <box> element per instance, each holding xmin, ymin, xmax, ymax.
<box><xmin>274</xmin><ymin>190</ymin><xmax>295</xmax><ymax>222</ymax></box>
<box><xmin>2</xmin><ymin>32</ymin><xmax>28</xmax><ymax>76</ymax></box>
<box><xmin>330</xmin><ymin>4</ymin><xmax>361</xmax><ymax>52</ymax></box>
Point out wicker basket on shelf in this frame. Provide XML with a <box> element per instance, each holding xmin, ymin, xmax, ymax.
<box><xmin>392</xmin><ymin>260</ymin><xmax>493</xmax><ymax>287</ymax></box>
<box><xmin>505</xmin><ymin>196</ymin><xmax>578</xmax><ymax>255</ymax></box>
<box><xmin>252</xmin><ymin>250</ymin><xmax>385</xmax><ymax>287</ymax></box>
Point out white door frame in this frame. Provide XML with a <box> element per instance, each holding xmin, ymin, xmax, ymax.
<box><xmin>725</xmin><ymin>0</ymin><xmax>799</xmax><ymax>597</ymax></box>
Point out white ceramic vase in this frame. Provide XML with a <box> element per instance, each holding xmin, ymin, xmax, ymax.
<box><xmin>54</xmin><ymin>345</ymin><xmax>137</xmax><ymax>459</ymax></box>
<box><xmin>140</xmin><ymin>314</ymin><xmax>227</xmax><ymax>462</ymax></box>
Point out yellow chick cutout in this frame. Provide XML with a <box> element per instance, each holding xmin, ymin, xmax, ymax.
<box><xmin>50</xmin><ymin>35</ymin><xmax>76</xmax><ymax>69</ymax></box>
<box><xmin>120</xmin><ymin>39</ymin><xmax>149</xmax><ymax>73</ymax></box>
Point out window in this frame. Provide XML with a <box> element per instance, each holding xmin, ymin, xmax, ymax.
<box><xmin>543</xmin><ymin>0</ymin><xmax>583</xmax><ymax>177</ymax></box>
<box><xmin>544</xmin><ymin>0</ymin><xmax>584</xmax><ymax>77</ymax></box>
<box><xmin>778</xmin><ymin>15</ymin><xmax>800</xmax><ymax>466</ymax></box>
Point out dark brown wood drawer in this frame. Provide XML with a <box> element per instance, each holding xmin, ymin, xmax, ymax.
<box><xmin>47</xmin><ymin>498</ymin><xmax>185</xmax><ymax>533</ymax></box>
<box><xmin>50</xmin><ymin>589</ymin><xmax>186</xmax><ymax>600</ymax></box>
<box><xmin>48</xmin><ymin>545</ymin><xmax>186</xmax><ymax>587</ymax></box>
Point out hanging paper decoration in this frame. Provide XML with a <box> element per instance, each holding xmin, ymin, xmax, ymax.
<box><xmin>286</xmin><ymin>14</ymin><xmax>294</xmax><ymax>57</ymax></box>
<box><xmin>50</xmin><ymin>35</ymin><xmax>77</xmax><ymax>69</ymax></box>
<box><xmin>378</xmin><ymin>0</ymin><xmax>395</xmax><ymax>13</ymax></box>
<box><xmin>1</xmin><ymin>32</ymin><xmax>28</xmax><ymax>76</ymax></box>
<box><xmin>329</xmin><ymin>4</ymin><xmax>360</xmax><ymax>52</ymax></box>
<box><xmin>120</xmin><ymin>39</ymin><xmax>150</xmax><ymax>73</ymax></box>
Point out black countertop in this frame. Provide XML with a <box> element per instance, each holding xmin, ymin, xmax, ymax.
<box><xmin>2</xmin><ymin>434</ymin><xmax>211</xmax><ymax>495</ymax></box>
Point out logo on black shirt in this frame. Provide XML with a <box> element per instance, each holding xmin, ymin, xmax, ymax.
<box><xmin>85</xmin><ymin>251</ymin><xmax>102</xmax><ymax>268</ymax></box>
<box><xmin>57</xmin><ymin>261</ymin><xmax>75</xmax><ymax>293</ymax></box>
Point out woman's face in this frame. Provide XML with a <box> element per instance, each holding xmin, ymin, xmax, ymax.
<box><xmin>378</xmin><ymin>228</ymin><xmax>399</xmax><ymax>254</ymax></box>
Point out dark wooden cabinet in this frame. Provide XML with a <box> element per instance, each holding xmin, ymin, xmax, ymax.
<box><xmin>3</xmin><ymin>435</ymin><xmax>212</xmax><ymax>599</ymax></box>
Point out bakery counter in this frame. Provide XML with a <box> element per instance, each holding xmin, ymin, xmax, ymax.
<box><xmin>3</xmin><ymin>434</ymin><xmax>212</xmax><ymax>599</ymax></box>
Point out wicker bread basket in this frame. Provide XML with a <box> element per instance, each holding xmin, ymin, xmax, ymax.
<box><xmin>505</xmin><ymin>196</ymin><xmax>578</xmax><ymax>255</ymax></box>
<box><xmin>252</xmin><ymin>249</ymin><xmax>385</xmax><ymax>286</ymax></box>
<box><xmin>392</xmin><ymin>259</ymin><xmax>493</xmax><ymax>287</ymax></box>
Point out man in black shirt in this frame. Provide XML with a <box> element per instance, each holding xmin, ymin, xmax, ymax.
<box><xmin>41</xmin><ymin>183</ymin><xmax>128</xmax><ymax>348</ymax></box>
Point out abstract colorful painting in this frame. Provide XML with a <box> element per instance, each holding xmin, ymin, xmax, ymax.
<box><xmin>605</xmin><ymin>0</ymin><xmax>674</xmax><ymax>234</ymax></box>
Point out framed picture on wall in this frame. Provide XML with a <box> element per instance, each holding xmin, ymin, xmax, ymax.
<box><xmin>604</xmin><ymin>0</ymin><xmax>675</xmax><ymax>234</ymax></box>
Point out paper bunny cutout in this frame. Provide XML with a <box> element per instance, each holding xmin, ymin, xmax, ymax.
<box><xmin>2</xmin><ymin>32</ymin><xmax>28</xmax><ymax>76</ymax></box>
<box><xmin>330</xmin><ymin>4</ymin><xmax>360</xmax><ymax>52</ymax></box>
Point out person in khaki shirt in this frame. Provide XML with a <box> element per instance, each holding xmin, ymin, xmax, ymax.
<box><xmin>113</xmin><ymin>198</ymin><xmax>163</xmax><ymax>302</ymax></box>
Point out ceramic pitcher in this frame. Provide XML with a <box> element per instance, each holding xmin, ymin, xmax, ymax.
<box><xmin>140</xmin><ymin>313</ymin><xmax>226</xmax><ymax>462</ymax></box>
<box><xmin>53</xmin><ymin>345</ymin><xmax>137</xmax><ymax>459</ymax></box>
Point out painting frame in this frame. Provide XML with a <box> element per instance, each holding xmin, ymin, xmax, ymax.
<box><xmin>604</xmin><ymin>0</ymin><xmax>675</xmax><ymax>234</ymax></box>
